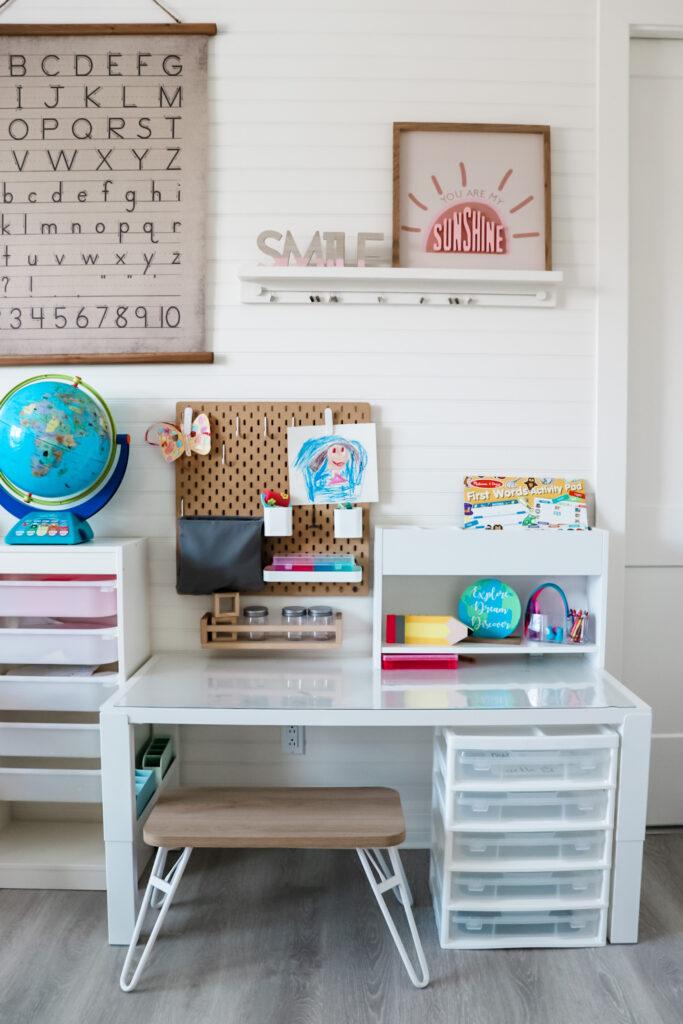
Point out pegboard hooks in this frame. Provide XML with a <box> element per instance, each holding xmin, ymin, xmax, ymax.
<box><xmin>235</xmin><ymin>414</ymin><xmax>240</xmax><ymax>439</ymax></box>
<box><xmin>263</xmin><ymin>415</ymin><xmax>269</xmax><ymax>439</ymax></box>
<box><xmin>324</xmin><ymin>407</ymin><xmax>334</xmax><ymax>431</ymax></box>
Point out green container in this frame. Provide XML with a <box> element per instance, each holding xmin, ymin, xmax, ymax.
<box><xmin>135</xmin><ymin>768</ymin><xmax>157</xmax><ymax>818</ymax></box>
<box><xmin>140</xmin><ymin>735</ymin><xmax>175</xmax><ymax>783</ymax></box>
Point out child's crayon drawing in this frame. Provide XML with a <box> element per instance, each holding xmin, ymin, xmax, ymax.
<box><xmin>288</xmin><ymin>423</ymin><xmax>379</xmax><ymax>505</ymax></box>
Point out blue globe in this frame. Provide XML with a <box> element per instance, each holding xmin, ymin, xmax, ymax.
<box><xmin>0</xmin><ymin>376</ymin><xmax>116</xmax><ymax>506</ymax></box>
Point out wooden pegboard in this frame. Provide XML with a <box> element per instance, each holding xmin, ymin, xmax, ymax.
<box><xmin>176</xmin><ymin>402</ymin><xmax>371</xmax><ymax>596</ymax></box>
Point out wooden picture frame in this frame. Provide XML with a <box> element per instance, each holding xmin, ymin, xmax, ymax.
<box><xmin>0</xmin><ymin>24</ymin><xmax>216</xmax><ymax>366</ymax></box>
<box><xmin>393</xmin><ymin>123</ymin><xmax>552</xmax><ymax>271</ymax></box>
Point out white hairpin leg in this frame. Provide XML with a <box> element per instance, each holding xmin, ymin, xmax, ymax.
<box><xmin>357</xmin><ymin>847</ymin><xmax>430</xmax><ymax>988</ymax></box>
<box><xmin>369</xmin><ymin>847</ymin><xmax>414</xmax><ymax>906</ymax></box>
<box><xmin>120</xmin><ymin>846</ymin><xmax>193</xmax><ymax>993</ymax></box>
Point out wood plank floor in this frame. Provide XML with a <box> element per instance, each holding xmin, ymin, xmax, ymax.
<box><xmin>2</xmin><ymin>833</ymin><xmax>683</xmax><ymax>1024</ymax></box>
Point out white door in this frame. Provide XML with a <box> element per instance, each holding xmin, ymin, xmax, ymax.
<box><xmin>625</xmin><ymin>38</ymin><xmax>683</xmax><ymax>823</ymax></box>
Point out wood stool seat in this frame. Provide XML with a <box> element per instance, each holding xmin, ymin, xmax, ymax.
<box><xmin>121</xmin><ymin>785</ymin><xmax>429</xmax><ymax>993</ymax></box>
<box><xmin>143</xmin><ymin>786</ymin><xmax>407</xmax><ymax>850</ymax></box>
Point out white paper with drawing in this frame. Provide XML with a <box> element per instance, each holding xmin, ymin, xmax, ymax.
<box><xmin>287</xmin><ymin>423</ymin><xmax>379</xmax><ymax>505</ymax></box>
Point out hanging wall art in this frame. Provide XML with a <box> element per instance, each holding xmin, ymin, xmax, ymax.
<box><xmin>393</xmin><ymin>122</ymin><xmax>551</xmax><ymax>271</ymax></box>
<box><xmin>0</xmin><ymin>22</ymin><xmax>216</xmax><ymax>365</ymax></box>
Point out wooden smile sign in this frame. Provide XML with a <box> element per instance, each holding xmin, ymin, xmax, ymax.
<box><xmin>393</xmin><ymin>123</ymin><xmax>552</xmax><ymax>271</ymax></box>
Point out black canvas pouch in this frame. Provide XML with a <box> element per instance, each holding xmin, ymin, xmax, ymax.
<box><xmin>177</xmin><ymin>516</ymin><xmax>264</xmax><ymax>594</ymax></box>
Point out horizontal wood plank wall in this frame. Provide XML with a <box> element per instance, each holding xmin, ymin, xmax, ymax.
<box><xmin>0</xmin><ymin>1</ymin><xmax>597</xmax><ymax>842</ymax></box>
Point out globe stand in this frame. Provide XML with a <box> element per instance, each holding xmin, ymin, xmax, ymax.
<box><xmin>1</xmin><ymin>434</ymin><xmax>130</xmax><ymax>546</ymax></box>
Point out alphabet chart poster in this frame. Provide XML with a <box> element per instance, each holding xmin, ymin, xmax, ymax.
<box><xmin>0</xmin><ymin>26</ymin><xmax>214</xmax><ymax>363</ymax></box>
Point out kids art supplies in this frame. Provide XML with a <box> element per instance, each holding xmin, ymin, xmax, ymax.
<box><xmin>261</xmin><ymin>491</ymin><xmax>293</xmax><ymax>537</ymax></box>
<box><xmin>263</xmin><ymin>553</ymin><xmax>362</xmax><ymax>583</ymax></box>
<box><xmin>463</xmin><ymin>476</ymin><xmax>588</xmax><ymax>530</ymax></box>
<box><xmin>385</xmin><ymin>614</ymin><xmax>468</xmax><ymax>646</ymax></box>
<box><xmin>458</xmin><ymin>579</ymin><xmax>521</xmax><ymax>638</ymax></box>
<box><xmin>261</xmin><ymin>490</ymin><xmax>290</xmax><ymax>507</ymax></box>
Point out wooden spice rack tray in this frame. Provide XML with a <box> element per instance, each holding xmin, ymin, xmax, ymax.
<box><xmin>200</xmin><ymin>612</ymin><xmax>343</xmax><ymax>651</ymax></box>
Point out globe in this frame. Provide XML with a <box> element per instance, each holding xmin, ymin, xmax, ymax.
<box><xmin>0</xmin><ymin>375</ymin><xmax>116</xmax><ymax>506</ymax></box>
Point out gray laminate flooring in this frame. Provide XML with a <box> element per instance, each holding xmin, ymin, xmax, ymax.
<box><xmin>2</xmin><ymin>833</ymin><xmax>683</xmax><ymax>1024</ymax></box>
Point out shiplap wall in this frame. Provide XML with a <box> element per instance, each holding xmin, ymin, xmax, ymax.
<box><xmin>0</xmin><ymin>0</ymin><xmax>597</xmax><ymax>843</ymax></box>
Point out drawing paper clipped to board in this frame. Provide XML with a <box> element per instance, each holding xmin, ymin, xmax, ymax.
<box><xmin>288</xmin><ymin>423</ymin><xmax>378</xmax><ymax>506</ymax></box>
<box><xmin>463</xmin><ymin>476</ymin><xmax>588</xmax><ymax>530</ymax></box>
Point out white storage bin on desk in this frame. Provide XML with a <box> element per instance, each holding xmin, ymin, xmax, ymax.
<box><xmin>0</xmin><ymin>576</ymin><xmax>117</xmax><ymax>619</ymax></box>
<box><xmin>0</xmin><ymin>616</ymin><xmax>118</xmax><ymax>665</ymax></box>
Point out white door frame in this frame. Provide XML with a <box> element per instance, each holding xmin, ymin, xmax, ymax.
<box><xmin>597</xmin><ymin>0</ymin><xmax>683</xmax><ymax>676</ymax></box>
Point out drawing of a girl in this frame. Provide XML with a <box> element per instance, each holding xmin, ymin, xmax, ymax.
<box><xmin>294</xmin><ymin>434</ymin><xmax>368</xmax><ymax>504</ymax></box>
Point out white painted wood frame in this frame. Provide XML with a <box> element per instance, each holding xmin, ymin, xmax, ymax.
<box><xmin>597</xmin><ymin>0</ymin><xmax>683</xmax><ymax>676</ymax></box>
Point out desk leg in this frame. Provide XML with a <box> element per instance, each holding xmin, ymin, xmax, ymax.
<box><xmin>100</xmin><ymin>709</ymin><xmax>138</xmax><ymax>946</ymax></box>
<box><xmin>609</xmin><ymin>709</ymin><xmax>652</xmax><ymax>943</ymax></box>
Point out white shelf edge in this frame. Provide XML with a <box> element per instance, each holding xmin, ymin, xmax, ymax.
<box><xmin>382</xmin><ymin>642</ymin><xmax>597</xmax><ymax>656</ymax></box>
<box><xmin>239</xmin><ymin>265</ymin><xmax>563</xmax><ymax>307</ymax></box>
<box><xmin>263</xmin><ymin>569</ymin><xmax>362</xmax><ymax>583</ymax></box>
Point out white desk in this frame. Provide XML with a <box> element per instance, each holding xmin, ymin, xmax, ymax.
<box><xmin>100</xmin><ymin>652</ymin><xmax>651</xmax><ymax>946</ymax></box>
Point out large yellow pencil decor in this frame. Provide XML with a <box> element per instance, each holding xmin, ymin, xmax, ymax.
<box><xmin>386</xmin><ymin>615</ymin><xmax>468</xmax><ymax>646</ymax></box>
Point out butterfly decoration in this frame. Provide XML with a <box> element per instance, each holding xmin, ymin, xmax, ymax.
<box><xmin>145</xmin><ymin>407</ymin><xmax>211</xmax><ymax>464</ymax></box>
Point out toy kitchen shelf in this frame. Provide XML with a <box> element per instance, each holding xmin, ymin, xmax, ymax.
<box><xmin>238</xmin><ymin>266</ymin><xmax>563</xmax><ymax>308</ymax></box>
<box><xmin>0</xmin><ymin>539</ymin><xmax>150</xmax><ymax>889</ymax></box>
<box><xmin>372</xmin><ymin>527</ymin><xmax>607</xmax><ymax>668</ymax></box>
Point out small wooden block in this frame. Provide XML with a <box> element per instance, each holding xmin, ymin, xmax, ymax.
<box><xmin>213</xmin><ymin>592</ymin><xmax>239</xmax><ymax>621</ymax></box>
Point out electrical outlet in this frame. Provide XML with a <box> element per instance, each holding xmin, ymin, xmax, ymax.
<box><xmin>282</xmin><ymin>725</ymin><xmax>305</xmax><ymax>755</ymax></box>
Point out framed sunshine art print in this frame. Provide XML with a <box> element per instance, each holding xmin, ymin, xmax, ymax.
<box><xmin>392</xmin><ymin>123</ymin><xmax>551</xmax><ymax>270</ymax></box>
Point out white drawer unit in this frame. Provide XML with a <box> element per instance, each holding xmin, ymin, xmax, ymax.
<box><xmin>0</xmin><ymin>540</ymin><xmax>149</xmax><ymax>891</ymax></box>
<box><xmin>430</xmin><ymin>726</ymin><xmax>618</xmax><ymax>948</ymax></box>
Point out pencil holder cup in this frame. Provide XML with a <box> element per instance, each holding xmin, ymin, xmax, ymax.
<box><xmin>334</xmin><ymin>507</ymin><xmax>362</xmax><ymax>539</ymax></box>
<box><xmin>263</xmin><ymin>505</ymin><xmax>293</xmax><ymax>537</ymax></box>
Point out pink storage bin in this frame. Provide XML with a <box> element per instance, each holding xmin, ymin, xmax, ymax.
<box><xmin>0</xmin><ymin>578</ymin><xmax>117</xmax><ymax>619</ymax></box>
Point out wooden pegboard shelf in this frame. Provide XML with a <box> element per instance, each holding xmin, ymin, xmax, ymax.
<box><xmin>176</xmin><ymin>402</ymin><xmax>370</xmax><ymax>596</ymax></box>
<box><xmin>200</xmin><ymin>612</ymin><xmax>343</xmax><ymax>651</ymax></box>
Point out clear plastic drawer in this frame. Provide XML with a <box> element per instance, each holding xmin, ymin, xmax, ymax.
<box><xmin>453</xmin><ymin>747</ymin><xmax>613</xmax><ymax>785</ymax></box>
<box><xmin>448</xmin><ymin>869</ymin><xmax>606</xmax><ymax>905</ymax></box>
<box><xmin>448</xmin><ymin>907</ymin><xmax>603</xmax><ymax>946</ymax></box>
<box><xmin>449</xmin><ymin>789</ymin><xmax>611</xmax><ymax>828</ymax></box>
<box><xmin>449</xmin><ymin>830</ymin><xmax>611</xmax><ymax>867</ymax></box>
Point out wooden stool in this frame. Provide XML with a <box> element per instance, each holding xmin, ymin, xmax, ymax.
<box><xmin>120</xmin><ymin>786</ymin><xmax>430</xmax><ymax>991</ymax></box>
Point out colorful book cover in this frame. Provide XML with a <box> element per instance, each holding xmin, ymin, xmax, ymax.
<box><xmin>463</xmin><ymin>476</ymin><xmax>587</xmax><ymax>530</ymax></box>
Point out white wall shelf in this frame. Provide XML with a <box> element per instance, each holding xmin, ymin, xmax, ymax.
<box><xmin>239</xmin><ymin>266</ymin><xmax>563</xmax><ymax>308</ymax></box>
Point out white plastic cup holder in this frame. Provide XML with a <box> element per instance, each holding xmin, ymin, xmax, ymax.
<box><xmin>263</xmin><ymin>504</ymin><xmax>293</xmax><ymax>537</ymax></box>
<box><xmin>334</xmin><ymin>506</ymin><xmax>362</xmax><ymax>539</ymax></box>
